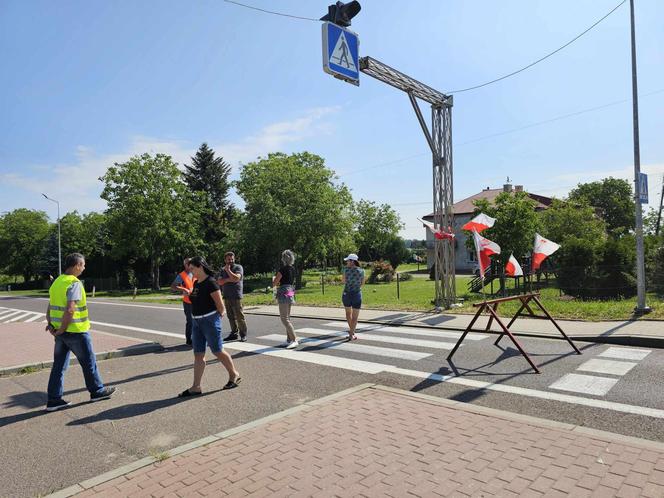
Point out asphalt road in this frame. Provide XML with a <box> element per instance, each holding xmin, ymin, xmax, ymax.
<box><xmin>1</xmin><ymin>295</ymin><xmax>664</xmax><ymax>497</ymax></box>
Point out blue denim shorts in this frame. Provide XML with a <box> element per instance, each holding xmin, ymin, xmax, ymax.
<box><xmin>342</xmin><ymin>290</ymin><xmax>362</xmax><ymax>309</ymax></box>
<box><xmin>191</xmin><ymin>312</ymin><xmax>223</xmax><ymax>353</ymax></box>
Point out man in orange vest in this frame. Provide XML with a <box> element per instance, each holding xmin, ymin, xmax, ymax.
<box><xmin>171</xmin><ymin>257</ymin><xmax>195</xmax><ymax>346</ymax></box>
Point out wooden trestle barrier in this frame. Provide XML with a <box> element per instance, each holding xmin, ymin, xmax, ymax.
<box><xmin>447</xmin><ymin>292</ymin><xmax>581</xmax><ymax>374</ymax></box>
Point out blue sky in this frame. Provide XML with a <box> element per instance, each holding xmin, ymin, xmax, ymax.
<box><xmin>1</xmin><ymin>0</ymin><xmax>663</xmax><ymax>239</ymax></box>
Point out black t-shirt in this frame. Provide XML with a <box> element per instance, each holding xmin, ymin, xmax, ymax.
<box><xmin>190</xmin><ymin>276</ymin><xmax>220</xmax><ymax>316</ymax></box>
<box><xmin>278</xmin><ymin>265</ymin><xmax>295</xmax><ymax>286</ymax></box>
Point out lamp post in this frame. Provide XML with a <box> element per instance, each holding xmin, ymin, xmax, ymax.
<box><xmin>628</xmin><ymin>0</ymin><xmax>650</xmax><ymax>314</ymax></box>
<box><xmin>42</xmin><ymin>193</ymin><xmax>61</xmax><ymax>275</ymax></box>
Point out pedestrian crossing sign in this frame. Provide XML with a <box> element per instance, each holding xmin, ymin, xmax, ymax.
<box><xmin>322</xmin><ymin>22</ymin><xmax>360</xmax><ymax>86</ymax></box>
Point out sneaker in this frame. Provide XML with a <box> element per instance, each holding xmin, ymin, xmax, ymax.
<box><xmin>91</xmin><ymin>386</ymin><xmax>116</xmax><ymax>402</ymax></box>
<box><xmin>285</xmin><ymin>340</ymin><xmax>299</xmax><ymax>349</ymax></box>
<box><xmin>224</xmin><ymin>333</ymin><xmax>239</xmax><ymax>342</ymax></box>
<box><xmin>239</xmin><ymin>335</ymin><xmax>248</xmax><ymax>342</ymax></box>
<box><xmin>46</xmin><ymin>399</ymin><xmax>71</xmax><ymax>412</ymax></box>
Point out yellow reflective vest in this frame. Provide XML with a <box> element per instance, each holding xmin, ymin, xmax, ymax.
<box><xmin>49</xmin><ymin>274</ymin><xmax>90</xmax><ymax>333</ymax></box>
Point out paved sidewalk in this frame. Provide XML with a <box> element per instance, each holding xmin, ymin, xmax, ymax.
<box><xmin>0</xmin><ymin>323</ymin><xmax>161</xmax><ymax>376</ymax></box>
<box><xmin>52</xmin><ymin>384</ymin><xmax>664</xmax><ymax>498</ymax></box>
<box><xmin>246</xmin><ymin>305</ymin><xmax>664</xmax><ymax>348</ymax></box>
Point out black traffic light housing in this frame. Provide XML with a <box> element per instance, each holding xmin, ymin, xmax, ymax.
<box><xmin>320</xmin><ymin>1</ymin><xmax>361</xmax><ymax>27</ymax></box>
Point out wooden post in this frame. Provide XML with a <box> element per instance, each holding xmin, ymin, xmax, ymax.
<box><xmin>321</xmin><ymin>274</ymin><xmax>325</xmax><ymax>295</ymax></box>
<box><xmin>397</xmin><ymin>272</ymin><xmax>400</xmax><ymax>300</ymax></box>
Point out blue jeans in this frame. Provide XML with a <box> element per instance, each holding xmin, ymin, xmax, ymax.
<box><xmin>191</xmin><ymin>313</ymin><xmax>223</xmax><ymax>354</ymax></box>
<box><xmin>183</xmin><ymin>302</ymin><xmax>193</xmax><ymax>344</ymax></box>
<box><xmin>47</xmin><ymin>332</ymin><xmax>105</xmax><ymax>401</ymax></box>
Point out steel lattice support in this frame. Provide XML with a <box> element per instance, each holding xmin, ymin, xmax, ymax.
<box><xmin>359</xmin><ymin>56</ymin><xmax>456</xmax><ymax>309</ymax></box>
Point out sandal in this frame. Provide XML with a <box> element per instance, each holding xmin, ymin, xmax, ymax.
<box><xmin>223</xmin><ymin>377</ymin><xmax>242</xmax><ymax>390</ymax></box>
<box><xmin>178</xmin><ymin>388</ymin><xmax>202</xmax><ymax>398</ymax></box>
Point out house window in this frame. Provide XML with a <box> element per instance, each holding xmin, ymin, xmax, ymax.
<box><xmin>467</xmin><ymin>249</ymin><xmax>476</xmax><ymax>262</ymax></box>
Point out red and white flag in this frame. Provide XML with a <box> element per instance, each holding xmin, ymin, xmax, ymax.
<box><xmin>462</xmin><ymin>212</ymin><xmax>496</xmax><ymax>233</ymax></box>
<box><xmin>505</xmin><ymin>253</ymin><xmax>523</xmax><ymax>277</ymax></box>
<box><xmin>419</xmin><ymin>218</ymin><xmax>455</xmax><ymax>240</ymax></box>
<box><xmin>532</xmin><ymin>233</ymin><xmax>560</xmax><ymax>271</ymax></box>
<box><xmin>472</xmin><ymin>229</ymin><xmax>501</xmax><ymax>278</ymax></box>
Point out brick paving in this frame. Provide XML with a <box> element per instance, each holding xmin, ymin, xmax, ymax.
<box><xmin>60</xmin><ymin>386</ymin><xmax>664</xmax><ymax>497</ymax></box>
<box><xmin>0</xmin><ymin>322</ymin><xmax>153</xmax><ymax>371</ymax></box>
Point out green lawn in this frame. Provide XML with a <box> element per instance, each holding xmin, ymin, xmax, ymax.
<box><xmin>2</xmin><ymin>272</ymin><xmax>662</xmax><ymax>321</ymax></box>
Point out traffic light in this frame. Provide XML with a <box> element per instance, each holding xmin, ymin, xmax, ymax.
<box><xmin>320</xmin><ymin>1</ymin><xmax>361</xmax><ymax>28</ymax></box>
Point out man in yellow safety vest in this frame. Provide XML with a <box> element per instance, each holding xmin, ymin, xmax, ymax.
<box><xmin>45</xmin><ymin>253</ymin><xmax>115</xmax><ymax>412</ymax></box>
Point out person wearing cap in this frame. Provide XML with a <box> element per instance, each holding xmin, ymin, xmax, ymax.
<box><xmin>342</xmin><ymin>253</ymin><xmax>365</xmax><ymax>341</ymax></box>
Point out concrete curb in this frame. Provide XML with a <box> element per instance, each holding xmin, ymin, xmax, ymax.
<box><xmin>45</xmin><ymin>382</ymin><xmax>664</xmax><ymax>497</ymax></box>
<box><xmin>244</xmin><ymin>308</ymin><xmax>664</xmax><ymax>349</ymax></box>
<box><xmin>0</xmin><ymin>342</ymin><xmax>163</xmax><ymax>377</ymax></box>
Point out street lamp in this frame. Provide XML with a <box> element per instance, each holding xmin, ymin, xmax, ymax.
<box><xmin>628</xmin><ymin>0</ymin><xmax>650</xmax><ymax>314</ymax></box>
<box><xmin>42</xmin><ymin>193</ymin><xmax>61</xmax><ymax>275</ymax></box>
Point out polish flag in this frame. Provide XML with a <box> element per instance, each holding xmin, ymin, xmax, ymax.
<box><xmin>505</xmin><ymin>253</ymin><xmax>523</xmax><ymax>277</ymax></box>
<box><xmin>532</xmin><ymin>233</ymin><xmax>560</xmax><ymax>271</ymax></box>
<box><xmin>462</xmin><ymin>212</ymin><xmax>496</xmax><ymax>233</ymax></box>
<box><xmin>472</xmin><ymin>229</ymin><xmax>501</xmax><ymax>278</ymax></box>
<box><xmin>419</xmin><ymin>218</ymin><xmax>455</xmax><ymax>240</ymax></box>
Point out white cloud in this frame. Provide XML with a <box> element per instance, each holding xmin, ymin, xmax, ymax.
<box><xmin>0</xmin><ymin>107</ymin><xmax>339</xmax><ymax>215</ymax></box>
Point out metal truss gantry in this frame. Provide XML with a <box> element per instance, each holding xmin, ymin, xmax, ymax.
<box><xmin>359</xmin><ymin>56</ymin><xmax>455</xmax><ymax>309</ymax></box>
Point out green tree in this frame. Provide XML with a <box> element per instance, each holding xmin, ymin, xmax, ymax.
<box><xmin>235</xmin><ymin>152</ymin><xmax>354</xmax><ymax>285</ymax></box>
<box><xmin>471</xmin><ymin>191</ymin><xmax>541</xmax><ymax>264</ymax></box>
<box><xmin>100</xmin><ymin>153</ymin><xmax>205</xmax><ymax>289</ymax></box>
<box><xmin>353</xmin><ymin>200</ymin><xmax>404</xmax><ymax>261</ymax></box>
<box><xmin>183</xmin><ymin>143</ymin><xmax>235</xmax><ymax>265</ymax></box>
<box><xmin>539</xmin><ymin>199</ymin><xmax>606</xmax><ymax>245</ymax></box>
<box><xmin>568</xmin><ymin>178</ymin><xmax>634</xmax><ymax>236</ymax></box>
<box><xmin>383</xmin><ymin>235</ymin><xmax>410</xmax><ymax>269</ymax></box>
<box><xmin>0</xmin><ymin>209</ymin><xmax>51</xmax><ymax>281</ymax></box>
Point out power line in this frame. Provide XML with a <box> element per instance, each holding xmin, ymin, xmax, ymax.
<box><xmin>336</xmin><ymin>88</ymin><xmax>664</xmax><ymax>179</ymax></box>
<box><xmin>222</xmin><ymin>0</ymin><xmax>318</xmax><ymax>22</ymax></box>
<box><xmin>446</xmin><ymin>0</ymin><xmax>627</xmax><ymax>94</ymax></box>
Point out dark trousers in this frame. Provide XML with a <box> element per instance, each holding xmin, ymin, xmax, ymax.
<box><xmin>183</xmin><ymin>301</ymin><xmax>193</xmax><ymax>344</ymax></box>
<box><xmin>47</xmin><ymin>332</ymin><xmax>104</xmax><ymax>401</ymax></box>
<box><xmin>223</xmin><ymin>297</ymin><xmax>247</xmax><ymax>337</ymax></box>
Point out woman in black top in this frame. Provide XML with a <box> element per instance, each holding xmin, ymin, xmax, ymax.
<box><xmin>178</xmin><ymin>256</ymin><xmax>241</xmax><ymax>397</ymax></box>
<box><xmin>272</xmin><ymin>249</ymin><xmax>298</xmax><ymax>349</ymax></box>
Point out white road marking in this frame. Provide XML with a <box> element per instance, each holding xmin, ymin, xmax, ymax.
<box><xmin>323</xmin><ymin>321</ymin><xmax>488</xmax><ymax>340</ymax></box>
<box><xmin>599</xmin><ymin>347</ymin><xmax>651</xmax><ymax>361</ymax></box>
<box><xmin>3</xmin><ymin>304</ymin><xmax>664</xmax><ymax>419</ymax></box>
<box><xmin>0</xmin><ymin>310</ymin><xmax>25</xmax><ymax>321</ymax></box>
<box><xmin>257</xmin><ymin>334</ymin><xmax>432</xmax><ymax>360</ymax></box>
<box><xmin>90</xmin><ymin>321</ymin><xmax>182</xmax><ymax>339</ymax></box>
<box><xmin>6</xmin><ymin>311</ymin><xmax>33</xmax><ymax>322</ymax></box>
<box><xmin>577</xmin><ymin>358</ymin><xmax>637</xmax><ymax>376</ymax></box>
<box><xmin>223</xmin><ymin>342</ymin><xmax>664</xmax><ymax>420</ymax></box>
<box><xmin>296</xmin><ymin>327</ymin><xmax>459</xmax><ymax>350</ymax></box>
<box><xmin>549</xmin><ymin>373</ymin><xmax>619</xmax><ymax>396</ymax></box>
<box><xmin>14</xmin><ymin>296</ymin><xmax>182</xmax><ymax>311</ymax></box>
<box><xmin>24</xmin><ymin>313</ymin><xmax>44</xmax><ymax>322</ymax></box>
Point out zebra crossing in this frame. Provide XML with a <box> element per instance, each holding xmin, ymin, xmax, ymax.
<box><xmin>255</xmin><ymin>323</ymin><xmax>490</xmax><ymax>363</ymax></box>
<box><xmin>0</xmin><ymin>306</ymin><xmax>45</xmax><ymax>323</ymax></box>
<box><xmin>549</xmin><ymin>346</ymin><xmax>651</xmax><ymax>396</ymax></box>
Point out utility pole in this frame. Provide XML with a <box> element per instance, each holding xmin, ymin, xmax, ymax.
<box><xmin>656</xmin><ymin>174</ymin><xmax>664</xmax><ymax>236</ymax></box>
<box><xmin>629</xmin><ymin>0</ymin><xmax>649</xmax><ymax>313</ymax></box>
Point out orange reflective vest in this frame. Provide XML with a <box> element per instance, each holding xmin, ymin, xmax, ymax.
<box><xmin>179</xmin><ymin>271</ymin><xmax>195</xmax><ymax>304</ymax></box>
